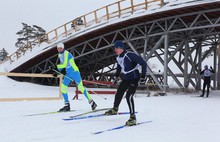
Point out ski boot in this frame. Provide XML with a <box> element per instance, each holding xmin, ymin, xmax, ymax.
<box><xmin>89</xmin><ymin>100</ymin><xmax>97</xmax><ymax>110</ymax></box>
<box><xmin>59</xmin><ymin>103</ymin><xmax>70</xmax><ymax>112</ymax></box>
<box><xmin>104</xmin><ymin>107</ymin><xmax>118</xmax><ymax>115</ymax></box>
<box><xmin>125</xmin><ymin>114</ymin><xmax>137</xmax><ymax>126</ymax></box>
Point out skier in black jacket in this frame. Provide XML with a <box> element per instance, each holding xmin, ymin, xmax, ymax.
<box><xmin>200</xmin><ymin>65</ymin><xmax>215</xmax><ymax>97</ymax></box>
<box><xmin>105</xmin><ymin>40</ymin><xmax>147</xmax><ymax>126</ymax></box>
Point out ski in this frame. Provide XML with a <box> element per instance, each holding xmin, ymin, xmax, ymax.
<box><xmin>191</xmin><ymin>95</ymin><xmax>206</xmax><ymax>98</ymax></box>
<box><xmin>63</xmin><ymin>112</ymin><xmax>134</xmax><ymax>121</ymax></box>
<box><xmin>25</xmin><ymin>110</ymin><xmax>76</xmax><ymax>116</ymax></box>
<box><xmin>92</xmin><ymin>120</ymin><xmax>152</xmax><ymax>135</ymax></box>
<box><xmin>26</xmin><ymin>108</ymin><xmax>109</xmax><ymax>117</ymax></box>
<box><xmin>68</xmin><ymin>108</ymin><xmax>111</xmax><ymax>118</ymax></box>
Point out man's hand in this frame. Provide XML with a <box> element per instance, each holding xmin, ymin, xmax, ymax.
<box><xmin>49</xmin><ymin>65</ymin><xmax>56</xmax><ymax>71</ymax></box>
<box><xmin>113</xmin><ymin>77</ymin><xmax>119</xmax><ymax>85</ymax></box>
<box><xmin>60</xmin><ymin>69</ymin><xmax>66</xmax><ymax>75</ymax></box>
<box><xmin>49</xmin><ymin>65</ymin><xmax>59</xmax><ymax>77</ymax></box>
<box><xmin>52</xmin><ymin>72</ymin><xmax>58</xmax><ymax>77</ymax></box>
<box><xmin>139</xmin><ymin>77</ymin><xmax>146</xmax><ymax>85</ymax></box>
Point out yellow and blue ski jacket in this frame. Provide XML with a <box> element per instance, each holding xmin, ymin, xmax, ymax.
<box><xmin>57</xmin><ymin>50</ymin><xmax>79</xmax><ymax>73</ymax></box>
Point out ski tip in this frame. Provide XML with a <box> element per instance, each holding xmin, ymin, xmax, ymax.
<box><xmin>137</xmin><ymin>120</ymin><xmax>153</xmax><ymax>125</ymax></box>
<box><xmin>92</xmin><ymin>120</ymin><xmax>152</xmax><ymax>134</ymax></box>
<box><xmin>62</xmin><ymin>118</ymin><xmax>72</xmax><ymax>121</ymax></box>
<box><xmin>92</xmin><ymin>132</ymin><xmax>103</xmax><ymax>135</ymax></box>
<box><xmin>25</xmin><ymin>110</ymin><xmax>76</xmax><ymax>116</ymax></box>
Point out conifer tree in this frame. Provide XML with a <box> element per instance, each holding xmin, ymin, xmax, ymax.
<box><xmin>0</xmin><ymin>48</ymin><xmax>8</xmax><ymax>61</ymax></box>
<box><xmin>15</xmin><ymin>23</ymin><xmax>46</xmax><ymax>49</ymax></box>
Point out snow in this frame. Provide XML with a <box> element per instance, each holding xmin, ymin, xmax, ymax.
<box><xmin>1</xmin><ymin>1</ymin><xmax>220</xmax><ymax>141</ymax></box>
<box><xmin>1</xmin><ymin>66</ymin><xmax>220</xmax><ymax>142</ymax></box>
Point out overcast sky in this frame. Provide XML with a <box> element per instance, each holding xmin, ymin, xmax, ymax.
<box><xmin>0</xmin><ymin>0</ymin><xmax>117</xmax><ymax>54</ymax></box>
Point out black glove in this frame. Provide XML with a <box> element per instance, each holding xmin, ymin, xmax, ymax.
<box><xmin>139</xmin><ymin>77</ymin><xmax>146</xmax><ymax>85</ymax></box>
<box><xmin>113</xmin><ymin>77</ymin><xmax>119</xmax><ymax>85</ymax></box>
<box><xmin>60</xmin><ymin>69</ymin><xmax>66</xmax><ymax>75</ymax></box>
<box><xmin>49</xmin><ymin>65</ymin><xmax>59</xmax><ymax>77</ymax></box>
<box><xmin>49</xmin><ymin>65</ymin><xmax>57</xmax><ymax>71</ymax></box>
<box><xmin>210</xmin><ymin>66</ymin><xmax>213</xmax><ymax>70</ymax></box>
<box><xmin>52</xmin><ymin>72</ymin><xmax>59</xmax><ymax>77</ymax></box>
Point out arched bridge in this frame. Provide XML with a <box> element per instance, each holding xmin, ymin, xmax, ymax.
<box><xmin>4</xmin><ymin>0</ymin><xmax>220</xmax><ymax>91</ymax></box>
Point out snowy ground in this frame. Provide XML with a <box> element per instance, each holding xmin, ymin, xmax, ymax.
<box><xmin>1</xmin><ymin>75</ymin><xmax>220</xmax><ymax>142</ymax></box>
<box><xmin>1</xmin><ymin>0</ymin><xmax>219</xmax><ymax>141</ymax></box>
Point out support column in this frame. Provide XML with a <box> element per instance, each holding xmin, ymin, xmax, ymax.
<box><xmin>127</xmin><ymin>36</ymin><xmax>165</xmax><ymax>91</ymax></box>
<box><xmin>184</xmin><ymin>38</ymin><xmax>189</xmax><ymax>88</ymax></box>
<box><xmin>217</xmin><ymin>44</ymin><xmax>220</xmax><ymax>89</ymax></box>
<box><xmin>143</xmin><ymin>36</ymin><xmax>148</xmax><ymax>60</ymax></box>
<box><xmin>213</xmin><ymin>44</ymin><xmax>217</xmax><ymax>90</ymax></box>
<box><xmin>197</xmin><ymin>41</ymin><xmax>202</xmax><ymax>91</ymax></box>
<box><xmin>164</xmin><ymin>34</ymin><xmax>169</xmax><ymax>92</ymax></box>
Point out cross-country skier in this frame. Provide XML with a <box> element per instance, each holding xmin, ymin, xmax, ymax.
<box><xmin>51</xmin><ymin>42</ymin><xmax>97</xmax><ymax>111</ymax></box>
<box><xmin>200</xmin><ymin>65</ymin><xmax>215</xmax><ymax>97</ymax></box>
<box><xmin>105</xmin><ymin>40</ymin><xmax>147</xmax><ymax>126</ymax></box>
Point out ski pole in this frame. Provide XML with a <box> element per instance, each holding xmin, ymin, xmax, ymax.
<box><xmin>52</xmin><ymin>69</ymin><xmax>113</xmax><ymax>86</ymax></box>
<box><xmin>52</xmin><ymin>68</ymin><xmax>108</xmax><ymax>100</ymax></box>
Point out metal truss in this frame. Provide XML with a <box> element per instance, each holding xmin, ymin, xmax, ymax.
<box><xmin>26</xmin><ymin>7</ymin><xmax>220</xmax><ymax>91</ymax></box>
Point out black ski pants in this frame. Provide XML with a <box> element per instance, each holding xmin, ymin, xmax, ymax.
<box><xmin>113</xmin><ymin>79</ymin><xmax>139</xmax><ymax>115</ymax></box>
<box><xmin>202</xmin><ymin>78</ymin><xmax>211</xmax><ymax>97</ymax></box>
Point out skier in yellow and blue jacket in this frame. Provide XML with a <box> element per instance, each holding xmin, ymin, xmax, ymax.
<box><xmin>52</xmin><ymin>43</ymin><xmax>97</xmax><ymax>112</ymax></box>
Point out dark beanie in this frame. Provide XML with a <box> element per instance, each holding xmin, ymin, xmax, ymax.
<box><xmin>114</xmin><ymin>40</ymin><xmax>125</xmax><ymax>49</ymax></box>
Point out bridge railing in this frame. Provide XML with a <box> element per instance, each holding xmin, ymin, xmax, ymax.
<box><xmin>46</xmin><ymin>0</ymin><xmax>163</xmax><ymax>43</ymax></box>
<box><xmin>0</xmin><ymin>72</ymin><xmax>62</xmax><ymax>101</ymax></box>
<box><xmin>1</xmin><ymin>0</ymin><xmax>164</xmax><ymax>65</ymax></box>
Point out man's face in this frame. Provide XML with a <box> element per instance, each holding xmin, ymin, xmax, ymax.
<box><xmin>57</xmin><ymin>47</ymin><xmax>63</xmax><ymax>53</ymax></box>
<box><xmin>114</xmin><ymin>48</ymin><xmax>124</xmax><ymax>55</ymax></box>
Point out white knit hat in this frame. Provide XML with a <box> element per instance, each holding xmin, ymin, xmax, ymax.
<box><xmin>57</xmin><ymin>43</ymin><xmax>64</xmax><ymax>49</ymax></box>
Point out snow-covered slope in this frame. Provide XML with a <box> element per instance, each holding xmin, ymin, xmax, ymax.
<box><xmin>1</xmin><ymin>64</ymin><xmax>220</xmax><ymax>142</ymax></box>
